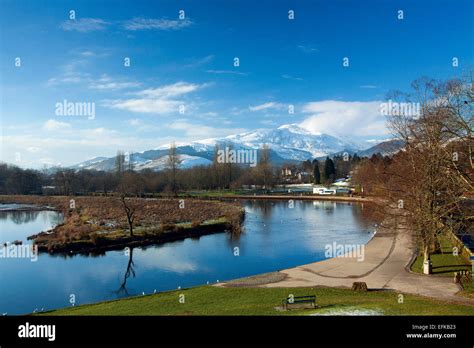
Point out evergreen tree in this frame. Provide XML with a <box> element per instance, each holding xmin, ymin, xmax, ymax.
<box><xmin>324</xmin><ymin>157</ymin><xmax>336</xmax><ymax>183</ymax></box>
<box><xmin>312</xmin><ymin>159</ymin><xmax>321</xmax><ymax>184</ymax></box>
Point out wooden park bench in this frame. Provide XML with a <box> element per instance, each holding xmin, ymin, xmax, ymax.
<box><xmin>454</xmin><ymin>270</ymin><xmax>472</xmax><ymax>285</ymax></box>
<box><xmin>281</xmin><ymin>295</ymin><xmax>317</xmax><ymax>310</ymax></box>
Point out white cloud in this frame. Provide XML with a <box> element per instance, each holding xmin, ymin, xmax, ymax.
<box><xmin>42</xmin><ymin>119</ymin><xmax>71</xmax><ymax>131</ymax></box>
<box><xmin>183</xmin><ymin>55</ymin><xmax>214</xmax><ymax>68</ymax></box>
<box><xmin>168</xmin><ymin>120</ymin><xmax>246</xmax><ymax>140</ymax></box>
<box><xmin>89</xmin><ymin>75</ymin><xmax>141</xmax><ymax>90</ymax></box>
<box><xmin>46</xmin><ymin>61</ymin><xmax>90</xmax><ymax>87</ymax></box>
<box><xmin>206</xmin><ymin>70</ymin><xmax>248</xmax><ymax>76</ymax></box>
<box><xmin>297</xmin><ymin>45</ymin><xmax>318</xmax><ymax>53</ymax></box>
<box><xmin>135</xmin><ymin>247</ymin><xmax>197</xmax><ymax>274</ymax></box>
<box><xmin>249</xmin><ymin>102</ymin><xmax>285</xmax><ymax>112</ymax></box>
<box><xmin>106</xmin><ymin>99</ymin><xmax>180</xmax><ymax>114</ymax></box>
<box><xmin>282</xmin><ymin>74</ymin><xmax>303</xmax><ymax>81</ymax></box>
<box><xmin>78</xmin><ymin>50</ymin><xmax>95</xmax><ymax>57</ymax></box>
<box><xmin>61</xmin><ymin>18</ymin><xmax>110</xmax><ymax>32</ymax></box>
<box><xmin>104</xmin><ymin>82</ymin><xmax>206</xmax><ymax>114</ymax></box>
<box><xmin>74</xmin><ymin>49</ymin><xmax>110</xmax><ymax>58</ymax></box>
<box><xmin>45</xmin><ymin>58</ymin><xmax>90</xmax><ymax>87</ymax></box>
<box><xmin>2</xmin><ymin>126</ymin><xmax>172</xmax><ymax>168</ymax></box>
<box><xmin>47</xmin><ymin>61</ymin><xmax>139</xmax><ymax>91</ymax></box>
<box><xmin>127</xmin><ymin>119</ymin><xmax>142</xmax><ymax>126</ymax></box>
<box><xmin>137</xmin><ymin>82</ymin><xmax>204</xmax><ymax>98</ymax></box>
<box><xmin>299</xmin><ymin>100</ymin><xmax>388</xmax><ymax>136</ymax></box>
<box><xmin>123</xmin><ymin>17</ymin><xmax>192</xmax><ymax>31</ymax></box>
<box><xmin>26</xmin><ymin>146</ymin><xmax>41</xmax><ymax>153</ymax></box>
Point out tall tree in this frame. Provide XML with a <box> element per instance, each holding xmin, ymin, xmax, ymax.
<box><xmin>312</xmin><ymin>159</ymin><xmax>321</xmax><ymax>184</ymax></box>
<box><xmin>115</xmin><ymin>151</ymin><xmax>125</xmax><ymax>177</ymax></box>
<box><xmin>257</xmin><ymin>144</ymin><xmax>273</xmax><ymax>189</ymax></box>
<box><xmin>119</xmin><ymin>193</ymin><xmax>136</xmax><ymax>237</ymax></box>
<box><xmin>355</xmin><ymin>75</ymin><xmax>473</xmax><ymax>274</ymax></box>
<box><xmin>324</xmin><ymin>157</ymin><xmax>336</xmax><ymax>183</ymax></box>
<box><xmin>166</xmin><ymin>142</ymin><xmax>182</xmax><ymax>195</ymax></box>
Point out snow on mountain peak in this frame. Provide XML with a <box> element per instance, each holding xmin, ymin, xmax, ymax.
<box><xmin>72</xmin><ymin>124</ymin><xmax>364</xmax><ymax>171</ymax></box>
<box><xmin>277</xmin><ymin>124</ymin><xmax>313</xmax><ymax>135</ymax></box>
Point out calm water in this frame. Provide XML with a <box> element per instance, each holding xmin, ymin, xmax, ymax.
<box><xmin>0</xmin><ymin>200</ymin><xmax>375</xmax><ymax>314</ymax></box>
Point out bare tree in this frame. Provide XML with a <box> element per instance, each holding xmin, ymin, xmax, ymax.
<box><xmin>256</xmin><ymin>144</ymin><xmax>273</xmax><ymax>189</ymax></box>
<box><xmin>115</xmin><ymin>151</ymin><xmax>125</xmax><ymax>177</ymax></box>
<box><xmin>379</xmin><ymin>75</ymin><xmax>473</xmax><ymax>273</ymax></box>
<box><xmin>119</xmin><ymin>193</ymin><xmax>136</xmax><ymax>237</ymax></box>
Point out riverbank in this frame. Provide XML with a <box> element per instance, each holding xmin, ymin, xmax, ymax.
<box><xmin>218</xmin><ymin>211</ymin><xmax>474</xmax><ymax>306</ymax></box>
<box><xmin>0</xmin><ymin>195</ymin><xmax>244</xmax><ymax>254</ymax></box>
<box><xmin>27</xmin><ymin>202</ymin><xmax>474</xmax><ymax>315</ymax></box>
<box><xmin>40</xmin><ymin>285</ymin><xmax>474</xmax><ymax>316</ymax></box>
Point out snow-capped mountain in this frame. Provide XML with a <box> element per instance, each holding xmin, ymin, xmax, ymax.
<box><xmin>70</xmin><ymin>157</ymin><xmax>109</xmax><ymax>170</ymax></box>
<box><xmin>134</xmin><ymin>154</ymin><xmax>213</xmax><ymax>171</ymax></box>
<box><xmin>70</xmin><ymin>124</ymin><xmax>394</xmax><ymax>172</ymax></box>
<box><xmin>223</xmin><ymin>124</ymin><xmax>360</xmax><ymax>160</ymax></box>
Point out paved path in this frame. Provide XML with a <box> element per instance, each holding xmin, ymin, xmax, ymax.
<box><xmin>219</xmin><ymin>217</ymin><xmax>474</xmax><ymax>305</ymax></box>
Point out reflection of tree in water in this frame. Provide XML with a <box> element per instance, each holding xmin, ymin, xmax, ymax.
<box><xmin>351</xmin><ymin>203</ymin><xmax>379</xmax><ymax>230</ymax></box>
<box><xmin>249</xmin><ymin>200</ymin><xmax>274</xmax><ymax>220</ymax></box>
<box><xmin>321</xmin><ymin>201</ymin><xmax>335</xmax><ymax>214</ymax></box>
<box><xmin>48</xmin><ymin>212</ymin><xmax>64</xmax><ymax>228</ymax></box>
<box><xmin>311</xmin><ymin>200</ymin><xmax>336</xmax><ymax>213</ymax></box>
<box><xmin>226</xmin><ymin>227</ymin><xmax>242</xmax><ymax>251</ymax></box>
<box><xmin>114</xmin><ymin>248</ymin><xmax>136</xmax><ymax>296</ymax></box>
<box><xmin>0</xmin><ymin>211</ymin><xmax>40</xmax><ymax>225</ymax></box>
<box><xmin>0</xmin><ymin>210</ymin><xmax>63</xmax><ymax>227</ymax></box>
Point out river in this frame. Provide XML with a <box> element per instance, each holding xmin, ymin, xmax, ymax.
<box><xmin>0</xmin><ymin>200</ymin><xmax>375</xmax><ymax>314</ymax></box>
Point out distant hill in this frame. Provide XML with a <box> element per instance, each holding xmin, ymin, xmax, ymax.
<box><xmin>356</xmin><ymin>139</ymin><xmax>405</xmax><ymax>157</ymax></box>
<box><xmin>70</xmin><ymin>124</ymin><xmax>402</xmax><ymax>172</ymax></box>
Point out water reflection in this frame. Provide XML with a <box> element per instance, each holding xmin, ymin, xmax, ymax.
<box><xmin>0</xmin><ymin>210</ymin><xmax>40</xmax><ymax>224</ymax></box>
<box><xmin>0</xmin><ymin>200</ymin><xmax>376</xmax><ymax>314</ymax></box>
<box><xmin>248</xmin><ymin>200</ymin><xmax>274</xmax><ymax>220</ymax></box>
<box><xmin>115</xmin><ymin>248</ymin><xmax>135</xmax><ymax>296</ymax></box>
<box><xmin>0</xmin><ymin>209</ymin><xmax>63</xmax><ymax>244</ymax></box>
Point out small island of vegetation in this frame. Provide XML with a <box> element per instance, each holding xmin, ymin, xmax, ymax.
<box><xmin>0</xmin><ymin>195</ymin><xmax>244</xmax><ymax>254</ymax></box>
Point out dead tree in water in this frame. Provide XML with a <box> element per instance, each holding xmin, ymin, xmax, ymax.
<box><xmin>120</xmin><ymin>194</ymin><xmax>136</xmax><ymax>237</ymax></box>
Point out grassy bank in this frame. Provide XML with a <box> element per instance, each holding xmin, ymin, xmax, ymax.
<box><xmin>43</xmin><ymin>286</ymin><xmax>474</xmax><ymax>316</ymax></box>
<box><xmin>411</xmin><ymin>234</ymin><xmax>471</xmax><ymax>276</ymax></box>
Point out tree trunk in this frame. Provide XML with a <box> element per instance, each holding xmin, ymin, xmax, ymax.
<box><xmin>423</xmin><ymin>244</ymin><xmax>431</xmax><ymax>274</ymax></box>
<box><xmin>423</xmin><ymin>244</ymin><xmax>430</xmax><ymax>262</ymax></box>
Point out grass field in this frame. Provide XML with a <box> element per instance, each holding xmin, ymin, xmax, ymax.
<box><xmin>43</xmin><ymin>286</ymin><xmax>474</xmax><ymax>316</ymax></box>
<box><xmin>411</xmin><ymin>235</ymin><xmax>471</xmax><ymax>276</ymax></box>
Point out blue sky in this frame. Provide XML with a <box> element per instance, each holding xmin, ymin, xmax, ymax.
<box><xmin>0</xmin><ymin>0</ymin><xmax>472</xmax><ymax>168</ymax></box>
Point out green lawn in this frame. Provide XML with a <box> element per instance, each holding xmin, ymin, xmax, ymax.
<box><xmin>458</xmin><ymin>282</ymin><xmax>474</xmax><ymax>299</ymax></box>
<box><xmin>411</xmin><ymin>235</ymin><xmax>471</xmax><ymax>276</ymax></box>
<box><xmin>42</xmin><ymin>286</ymin><xmax>474</xmax><ymax>316</ymax></box>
